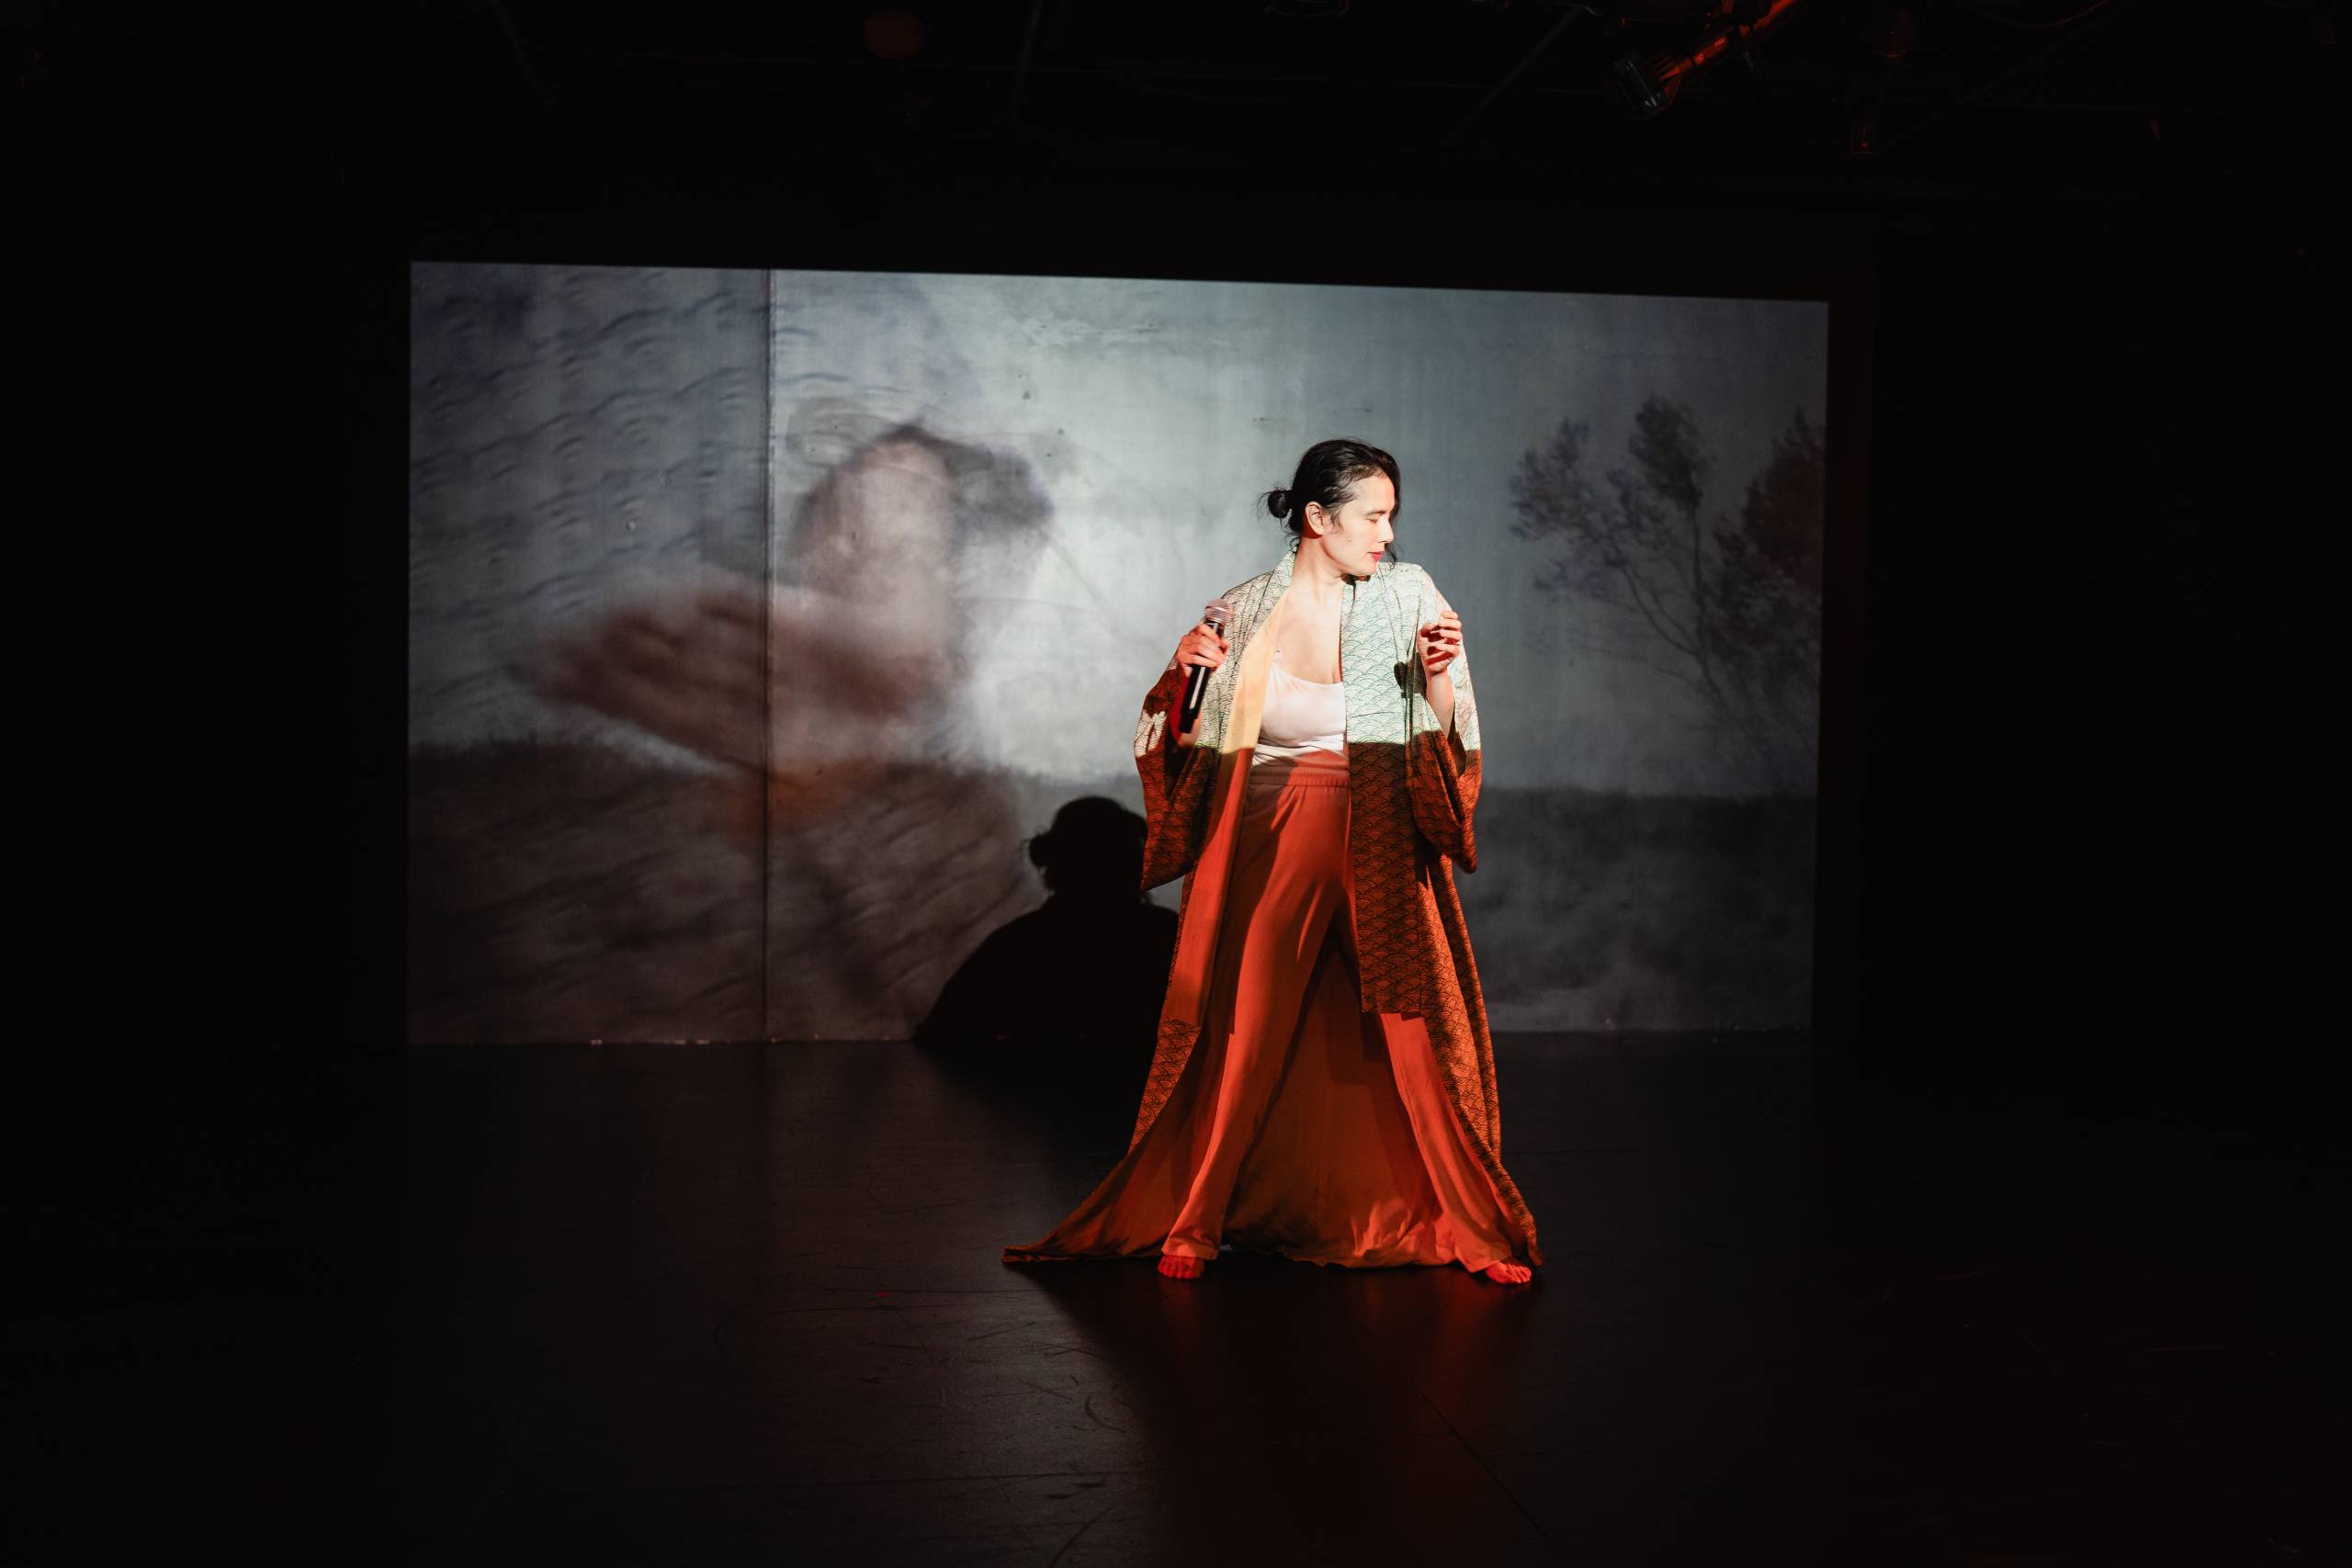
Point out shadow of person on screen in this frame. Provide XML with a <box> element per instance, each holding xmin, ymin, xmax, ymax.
<box><xmin>915</xmin><ymin>797</ymin><xmax>1178</xmax><ymax>1118</ymax></box>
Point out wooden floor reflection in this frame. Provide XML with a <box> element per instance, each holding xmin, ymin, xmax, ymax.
<box><xmin>10</xmin><ymin>1036</ymin><xmax>2341</xmax><ymax>1565</ymax></box>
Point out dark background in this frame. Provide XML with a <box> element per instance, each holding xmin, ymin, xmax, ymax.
<box><xmin>8</xmin><ymin>3</ymin><xmax>2337</xmax><ymax>1540</ymax></box>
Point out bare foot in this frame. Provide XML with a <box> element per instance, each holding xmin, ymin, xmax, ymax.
<box><xmin>1480</xmin><ymin>1261</ymin><xmax>1533</xmax><ymax>1285</ymax></box>
<box><xmin>1157</xmin><ymin>1253</ymin><xmax>1209</xmax><ymax>1280</ymax></box>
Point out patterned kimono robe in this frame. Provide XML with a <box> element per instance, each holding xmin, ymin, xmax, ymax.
<box><xmin>1123</xmin><ymin>539</ymin><xmax>1543</xmax><ymax>1266</ymax></box>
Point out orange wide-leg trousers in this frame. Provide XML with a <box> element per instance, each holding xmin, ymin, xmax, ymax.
<box><xmin>1004</xmin><ymin>748</ymin><xmax>1529</xmax><ymax>1273</ymax></box>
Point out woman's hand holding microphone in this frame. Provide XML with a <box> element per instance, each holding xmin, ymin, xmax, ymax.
<box><xmin>1171</xmin><ymin>615</ymin><xmax>1229</xmax><ymax>743</ymax></box>
<box><xmin>1175</xmin><ymin>620</ymin><xmax>1229</xmax><ymax>677</ymax></box>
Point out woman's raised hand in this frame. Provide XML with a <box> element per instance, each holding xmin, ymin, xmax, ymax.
<box><xmin>1175</xmin><ymin>619</ymin><xmax>1229</xmax><ymax>676</ymax></box>
<box><xmin>1418</xmin><ymin>610</ymin><xmax>1464</xmax><ymax>678</ymax></box>
<box><xmin>1169</xmin><ymin>619</ymin><xmax>1229</xmax><ymax>744</ymax></box>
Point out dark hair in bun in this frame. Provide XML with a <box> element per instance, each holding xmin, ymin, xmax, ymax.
<box><xmin>1261</xmin><ymin>438</ymin><xmax>1401</xmax><ymax>538</ymax></box>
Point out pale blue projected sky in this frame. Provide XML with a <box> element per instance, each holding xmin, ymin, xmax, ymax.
<box><xmin>412</xmin><ymin>265</ymin><xmax>1826</xmax><ymax>796</ymax></box>
<box><xmin>778</xmin><ymin>269</ymin><xmax>1827</xmax><ymax>795</ymax></box>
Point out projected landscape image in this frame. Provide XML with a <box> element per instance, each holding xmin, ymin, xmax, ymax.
<box><xmin>409</xmin><ymin>264</ymin><xmax>1828</xmax><ymax>1042</ymax></box>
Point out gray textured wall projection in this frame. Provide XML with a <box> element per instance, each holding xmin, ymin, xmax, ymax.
<box><xmin>410</xmin><ymin>263</ymin><xmax>1827</xmax><ymax>1041</ymax></box>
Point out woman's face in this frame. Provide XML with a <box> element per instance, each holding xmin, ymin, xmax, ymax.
<box><xmin>1306</xmin><ymin>471</ymin><xmax>1396</xmax><ymax>577</ymax></box>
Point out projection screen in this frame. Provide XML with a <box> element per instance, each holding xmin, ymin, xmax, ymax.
<box><xmin>410</xmin><ymin>265</ymin><xmax>1827</xmax><ymax>1043</ymax></box>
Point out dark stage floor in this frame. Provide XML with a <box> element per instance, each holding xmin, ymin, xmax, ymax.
<box><xmin>10</xmin><ymin>1039</ymin><xmax>2344</xmax><ymax>1565</ymax></box>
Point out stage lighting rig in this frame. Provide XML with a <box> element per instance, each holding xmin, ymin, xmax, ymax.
<box><xmin>1604</xmin><ymin>0</ymin><xmax>1808</xmax><ymax>118</ymax></box>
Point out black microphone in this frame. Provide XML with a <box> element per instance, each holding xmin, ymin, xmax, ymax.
<box><xmin>1180</xmin><ymin>598</ymin><xmax>1235</xmax><ymax>735</ymax></box>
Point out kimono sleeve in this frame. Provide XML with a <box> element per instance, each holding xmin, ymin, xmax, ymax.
<box><xmin>1134</xmin><ymin>658</ymin><xmax>1215</xmax><ymax>890</ymax></box>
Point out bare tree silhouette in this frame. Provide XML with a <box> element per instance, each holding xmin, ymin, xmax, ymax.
<box><xmin>1512</xmin><ymin>397</ymin><xmax>1825</xmax><ymax>793</ymax></box>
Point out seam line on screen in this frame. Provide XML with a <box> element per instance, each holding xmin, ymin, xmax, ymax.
<box><xmin>761</xmin><ymin>268</ymin><xmax>776</xmax><ymax>1043</ymax></box>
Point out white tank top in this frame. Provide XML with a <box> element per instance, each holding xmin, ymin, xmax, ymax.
<box><xmin>1255</xmin><ymin>660</ymin><xmax>1346</xmax><ymax>763</ymax></box>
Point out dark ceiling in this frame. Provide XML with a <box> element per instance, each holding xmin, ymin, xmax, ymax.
<box><xmin>361</xmin><ymin>0</ymin><xmax>2330</xmax><ymax>203</ymax></box>
<box><xmin>7</xmin><ymin>1</ymin><xmax>2334</xmax><ymax>254</ymax></box>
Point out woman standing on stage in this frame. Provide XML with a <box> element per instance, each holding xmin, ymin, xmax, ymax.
<box><xmin>1003</xmin><ymin>439</ymin><xmax>1540</xmax><ymax>1285</ymax></box>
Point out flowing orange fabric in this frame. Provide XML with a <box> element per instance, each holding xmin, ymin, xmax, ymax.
<box><xmin>1003</xmin><ymin>749</ymin><xmax>1532</xmax><ymax>1272</ymax></box>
